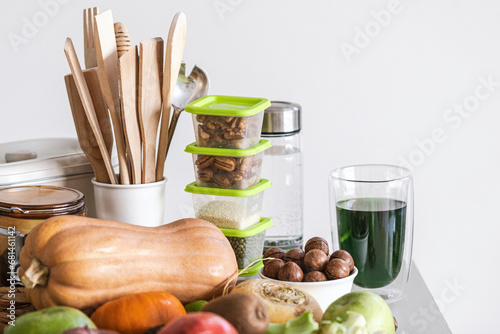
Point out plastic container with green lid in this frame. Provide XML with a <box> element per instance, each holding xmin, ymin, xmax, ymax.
<box><xmin>221</xmin><ymin>217</ymin><xmax>273</xmax><ymax>270</ymax></box>
<box><xmin>185</xmin><ymin>95</ymin><xmax>271</xmax><ymax>149</ymax></box>
<box><xmin>185</xmin><ymin>179</ymin><xmax>271</xmax><ymax>230</ymax></box>
<box><xmin>185</xmin><ymin>139</ymin><xmax>271</xmax><ymax>190</ymax></box>
<box><xmin>238</xmin><ymin>261</ymin><xmax>264</xmax><ymax>278</ymax></box>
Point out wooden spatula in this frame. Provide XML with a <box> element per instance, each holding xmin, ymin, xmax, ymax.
<box><xmin>119</xmin><ymin>46</ymin><xmax>142</xmax><ymax>184</ymax></box>
<box><xmin>65</xmin><ymin>69</ymin><xmax>112</xmax><ymax>183</ymax></box>
<box><xmin>138</xmin><ymin>37</ymin><xmax>164</xmax><ymax>183</ymax></box>
<box><xmin>84</xmin><ymin>67</ymin><xmax>113</xmax><ymax>156</ymax></box>
<box><xmin>156</xmin><ymin>12</ymin><xmax>187</xmax><ymax>181</ymax></box>
<box><xmin>94</xmin><ymin>9</ymin><xmax>130</xmax><ymax>184</ymax></box>
<box><xmin>63</xmin><ymin>38</ymin><xmax>117</xmax><ymax>184</ymax></box>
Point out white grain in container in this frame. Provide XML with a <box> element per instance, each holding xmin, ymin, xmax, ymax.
<box><xmin>185</xmin><ymin>179</ymin><xmax>271</xmax><ymax>230</ymax></box>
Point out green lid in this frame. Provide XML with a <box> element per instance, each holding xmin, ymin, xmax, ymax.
<box><xmin>221</xmin><ymin>217</ymin><xmax>273</xmax><ymax>237</ymax></box>
<box><xmin>185</xmin><ymin>179</ymin><xmax>271</xmax><ymax>197</ymax></box>
<box><xmin>185</xmin><ymin>139</ymin><xmax>271</xmax><ymax>157</ymax></box>
<box><xmin>238</xmin><ymin>261</ymin><xmax>264</xmax><ymax>277</ymax></box>
<box><xmin>185</xmin><ymin>95</ymin><xmax>271</xmax><ymax>117</ymax></box>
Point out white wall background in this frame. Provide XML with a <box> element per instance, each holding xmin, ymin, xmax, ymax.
<box><xmin>1</xmin><ymin>0</ymin><xmax>499</xmax><ymax>332</ymax></box>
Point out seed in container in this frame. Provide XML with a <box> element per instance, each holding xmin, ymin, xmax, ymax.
<box><xmin>304</xmin><ymin>236</ymin><xmax>329</xmax><ymax>256</ymax></box>
<box><xmin>325</xmin><ymin>258</ymin><xmax>351</xmax><ymax>280</ymax></box>
<box><xmin>283</xmin><ymin>248</ymin><xmax>305</xmax><ymax>268</ymax></box>
<box><xmin>262</xmin><ymin>247</ymin><xmax>286</xmax><ymax>266</ymax></box>
<box><xmin>329</xmin><ymin>249</ymin><xmax>355</xmax><ymax>272</ymax></box>
<box><xmin>303</xmin><ymin>270</ymin><xmax>328</xmax><ymax>282</ymax></box>
<box><xmin>303</xmin><ymin>249</ymin><xmax>329</xmax><ymax>272</ymax></box>
<box><xmin>277</xmin><ymin>261</ymin><xmax>304</xmax><ymax>282</ymax></box>
<box><xmin>262</xmin><ymin>259</ymin><xmax>285</xmax><ymax>279</ymax></box>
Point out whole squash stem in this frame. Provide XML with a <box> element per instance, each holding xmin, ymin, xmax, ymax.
<box><xmin>22</xmin><ymin>258</ymin><xmax>49</xmax><ymax>289</ymax></box>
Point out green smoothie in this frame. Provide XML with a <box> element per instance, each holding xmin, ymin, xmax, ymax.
<box><xmin>336</xmin><ymin>198</ymin><xmax>406</xmax><ymax>288</ymax></box>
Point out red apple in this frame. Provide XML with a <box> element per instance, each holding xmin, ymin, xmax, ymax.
<box><xmin>157</xmin><ymin>312</ymin><xmax>237</xmax><ymax>334</ymax></box>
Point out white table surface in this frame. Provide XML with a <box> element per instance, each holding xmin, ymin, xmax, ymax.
<box><xmin>389</xmin><ymin>263</ymin><xmax>451</xmax><ymax>334</ymax></box>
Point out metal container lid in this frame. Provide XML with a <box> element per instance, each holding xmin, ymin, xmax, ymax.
<box><xmin>0</xmin><ymin>185</ymin><xmax>85</xmax><ymax>218</ymax></box>
<box><xmin>261</xmin><ymin>101</ymin><xmax>301</xmax><ymax>134</ymax></box>
<box><xmin>0</xmin><ymin>138</ymin><xmax>93</xmax><ymax>187</ymax></box>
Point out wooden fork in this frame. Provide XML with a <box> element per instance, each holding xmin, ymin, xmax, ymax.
<box><xmin>83</xmin><ymin>7</ymin><xmax>99</xmax><ymax>69</ymax></box>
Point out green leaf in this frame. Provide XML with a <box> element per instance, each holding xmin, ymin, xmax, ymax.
<box><xmin>266</xmin><ymin>311</ymin><xmax>319</xmax><ymax>334</ymax></box>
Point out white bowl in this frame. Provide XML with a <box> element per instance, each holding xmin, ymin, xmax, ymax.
<box><xmin>259</xmin><ymin>267</ymin><xmax>358</xmax><ymax>312</ymax></box>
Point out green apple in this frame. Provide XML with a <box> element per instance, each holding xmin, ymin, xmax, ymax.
<box><xmin>322</xmin><ymin>291</ymin><xmax>395</xmax><ymax>334</ymax></box>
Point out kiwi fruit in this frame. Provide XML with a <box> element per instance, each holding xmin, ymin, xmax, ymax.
<box><xmin>202</xmin><ymin>293</ymin><xmax>269</xmax><ymax>334</ymax></box>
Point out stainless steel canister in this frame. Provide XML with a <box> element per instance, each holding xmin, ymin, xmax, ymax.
<box><xmin>261</xmin><ymin>101</ymin><xmax>303</xmax><ymax>249</ymax></box>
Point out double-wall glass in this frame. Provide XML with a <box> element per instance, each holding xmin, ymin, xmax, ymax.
<box><xmin>329</xmin><ymin>164</ymin><xmax>414</xmax><ymax>301</ymax></box>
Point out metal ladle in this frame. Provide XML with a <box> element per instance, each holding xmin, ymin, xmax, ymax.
<box><xmin>165</xmin><ymin>62</ymin><xmax>209</xmax><ymax>156</ymax></box>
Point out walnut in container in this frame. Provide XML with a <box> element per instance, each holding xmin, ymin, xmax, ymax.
<box><xmin>185</xmin><ymin>140</ymin><xmax>271</xmax><ymax>190</ymax></box>
<box><xmin>185</xmin><ymin>95</ymin><xmax>271</xmax><ymax>149</ymax></box>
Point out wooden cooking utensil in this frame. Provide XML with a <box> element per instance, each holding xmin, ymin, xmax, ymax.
<box><xmin>63</xmin><ymin>38</ymin><xmax>117</xmax><ymax>184</ymax></box>
<box><xmin>94</xmin><ymin>9</ymin><xmax>130</xmax><ymax>184</ymax></box>
<box><xmin>85</xmin><ymin>67</ymin><xmax>113</xmax><ymax>156</ymax></box>
<box><xmin>65</xmin><ymin>70</ymin><xmax>112</xmax><ymax>183</ymax></box>
<box><xmin>83</xmin><ymin>7</ymin><xmax>99</xmax><ymax>69</ymax></box>
<box><xmin>114</xmin><ymin>22</ymin><xmax>131</xmax><ymax>58</ymax></box>
<box><xmin>138</xmin><ymin>37</ymin><xmax>164</xmax><ymax>183</ymax></box>
<box><xmin>156</xmin><ymin>12</ymin><xmax>187</xmax><ymax>181</ymax></box>
<box><xmin>119</xmin><ymin>46</ymin><xmax>142</xmax><ymax>184</ymax></box>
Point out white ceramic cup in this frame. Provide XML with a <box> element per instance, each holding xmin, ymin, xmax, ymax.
<box><xmin>92</xmin><ymin>178</ymin><xmax>167</xmax><ymax>227</ymax></box>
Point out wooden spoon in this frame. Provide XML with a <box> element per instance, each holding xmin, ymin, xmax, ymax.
<box><xmin>156</xmin><ymin>12</ymin><xmax>187</xmax><ymax>181</ymax></box>
<box><xmin>63</xmin><ymin>39</ymin><xmax>117</xmax><ymax>184</ymax></box>
<box><xmin>138</xmin><ymin>37</ymin><xmax>164</xmax><ymax>183</ymax></box>
<box><xmin>94</xmin><ymin>9</ymin><xmax>130</xmax><ymax>184</ymax></box>
<box><xmin>119</xmin><ymin>46</ymin><xmax>142</xmax><ymax>184</ymax></box>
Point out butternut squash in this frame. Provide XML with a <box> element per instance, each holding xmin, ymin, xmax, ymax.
<box><xmin>19</xmin><ymin>216</ymin><xmax>238</xmax><ymax>310</ymax></box>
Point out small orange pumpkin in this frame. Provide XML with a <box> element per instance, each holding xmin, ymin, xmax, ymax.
<box><xmin>90</xmin><ymin>291</ymin><xmax>186</xmax><ymax>334</ymax></box>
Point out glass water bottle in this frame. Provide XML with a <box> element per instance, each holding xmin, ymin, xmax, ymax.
<box><xmin>261</xmin><ymin>101</ymin><xmax>303</xmax><ymax>250</ymax></box>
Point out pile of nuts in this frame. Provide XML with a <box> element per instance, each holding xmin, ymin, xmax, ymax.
<box><xmin>195</xmin><ymin>154</ymin><xmax>262</xmax><ymax>189</ymax></box>
<box><xmin>262</xmin><ymin>237</ymin><xmax>355</xmax><ymax>282</ymax></box>
<box><xmin>196</xmin><ymin>114</ymin><xmax>262</xmax><ymax>149</ymax></box>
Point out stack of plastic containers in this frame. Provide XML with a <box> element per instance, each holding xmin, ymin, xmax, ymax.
<box><xmin>184</xmin><ymin>95</ymin><xmax>272</xmax><ymax>277</ymax></box>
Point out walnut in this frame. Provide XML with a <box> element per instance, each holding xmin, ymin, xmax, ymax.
<box><xmin>230</xmin><ymin>117</ymin><xmax>239</xmax><ymax>129</ymax></box>
<box><xmin>198</xmin><ymin>126</ymin><xmax>210</xmax><ymax>140</ymax></box>
<box><xmin>213</xmin><ymin>174</ymin><xmax>232</xmax><ymax>188</ymax></box>
<box><xmin>197</xmin><ymin>168</ymin><xmax>213</xmax><ymax>182</ymax></box>
<box><xmin>195</xmin><ymin>155</ymin><xmax>214</xmax><ymax>169</ymax></box>
<box><xmin>196</xmin><ymin>115</ymin><xmax>207</xmax><ymax>123</ymax></box>
<box><xmin>239</xmin><ymin>156</ymin><xmax>253</xmax><ymax>171</ymax></box>
<box><xmin>206</xmin><ymin>121</ymin><xmax>217</xmax><ymax>130</ymax></box>
<box><xmin>238</xmin><ymin>118</ymin><xmax>248</xmax><ymax>130</ymax></box>
<box><xmin>228</xmin><ymin>171</ymin><xmax>244</xmax><ymax>182</ymax></box>
<box><xmin>215</xmin><ymin>157</ymin><xmax>236</xmax><ymax>172</ymax></box>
